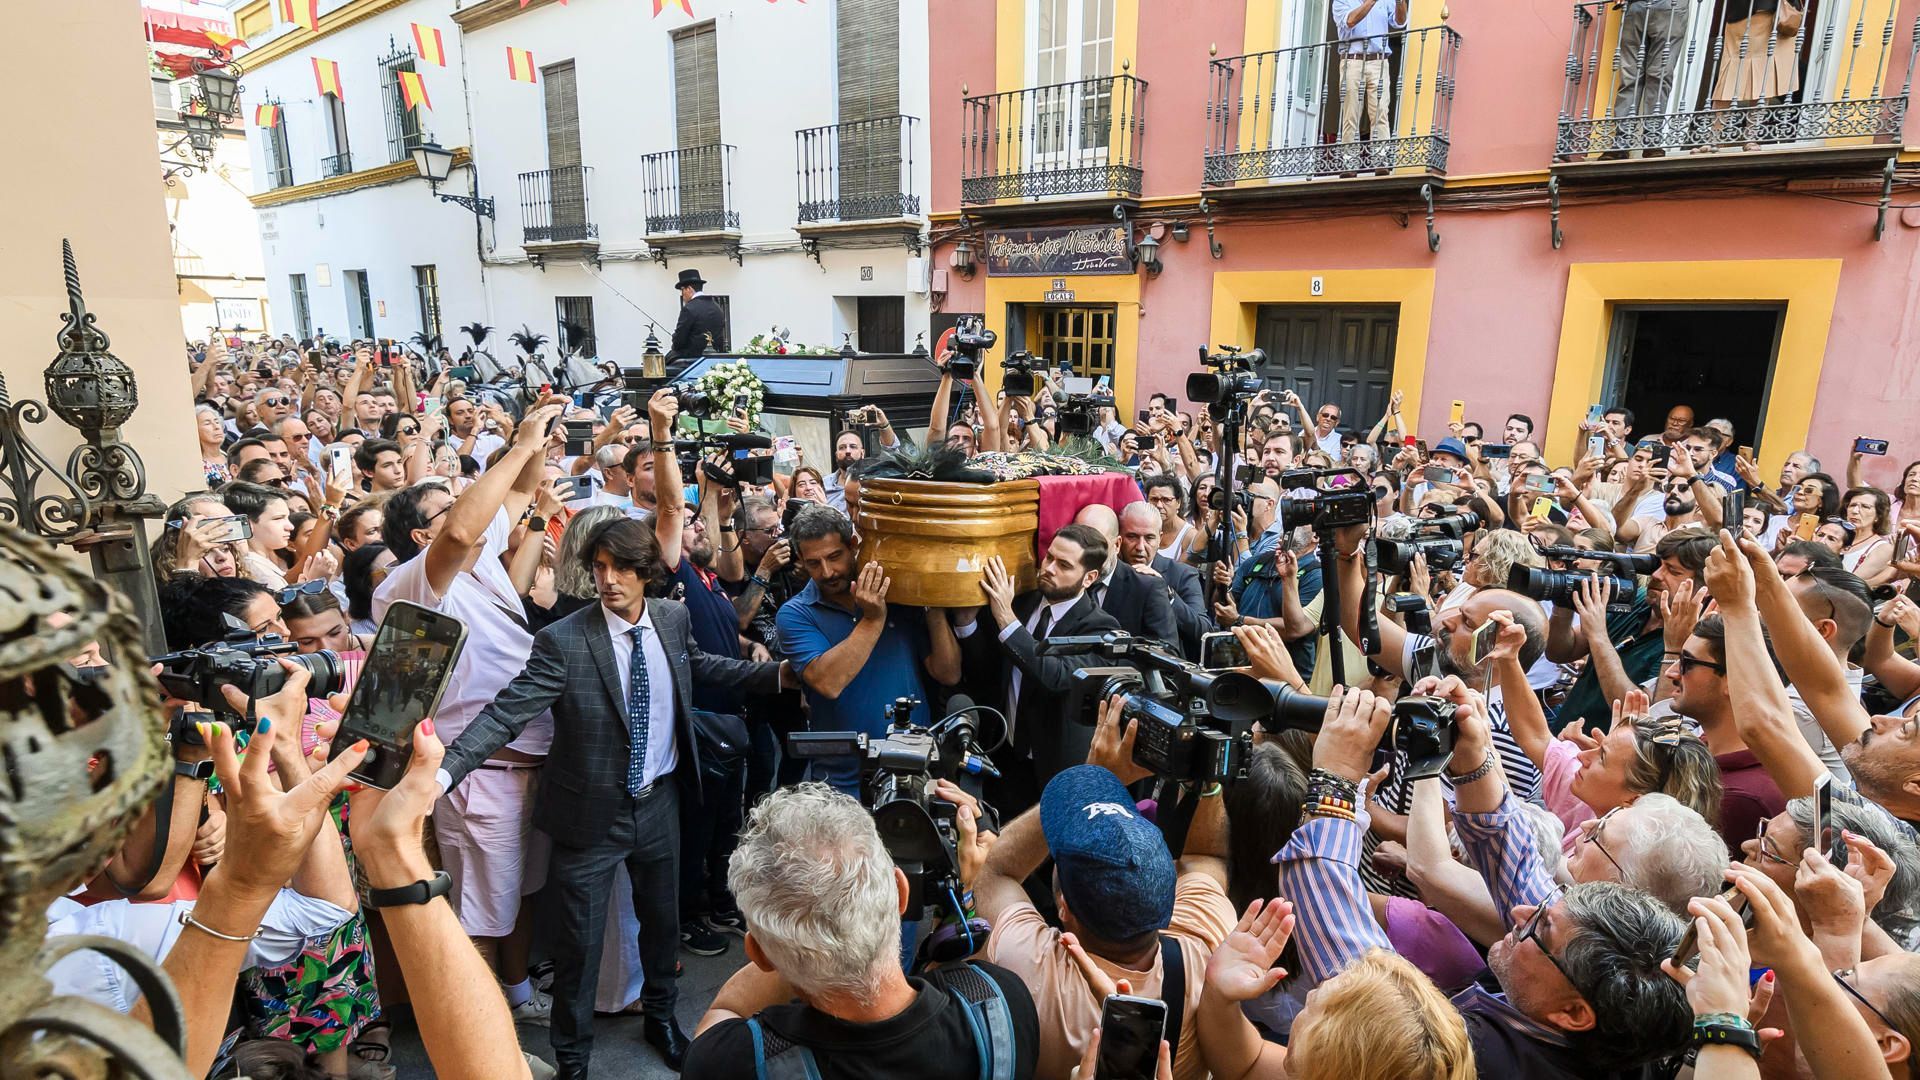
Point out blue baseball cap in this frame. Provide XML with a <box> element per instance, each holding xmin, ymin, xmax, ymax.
<box><xmin>1432</xmin><ymin>437</ymin><xmax>1470</xmax><ymax>463</ymax></box>
<box><xmin>1040</xmin><ymin>765</ymin><xmax>1175</xmax><ymax>941</ymax></box>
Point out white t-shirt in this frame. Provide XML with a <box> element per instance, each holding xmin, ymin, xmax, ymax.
<box><xmin>374</xmin><ymin>506</ymin><xmax>552</xmax><ymax>754</ymax></box>
<box><xmin>467</xmin><ymin>431</ymin><xmax>507</xmax><ymax>470</ymax></box>
<box><xmin>1786</xmin><ymin>666</ymin><xmax>1861</xmax><ymax>785</ymax></box>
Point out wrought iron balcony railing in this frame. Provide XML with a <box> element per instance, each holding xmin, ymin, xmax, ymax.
<box><xmin>796</xmin><ymin>115</ymin><xmax>921</xmax><ymax>223</ymax></box>
<box><xmin>518</xmin><ymin>165</ymin><xmax>598</xmax><ymax>245</ymax></box>
<box><xmin>1557</xmin><ymin>1</ymin><xmax>1918</xmax><ymax>161</ymax></box>
<box><xmin>1205</xmin><ymin>26</ymin><xmax>1460</xmax><ymax>185</ymax></box>
<box><xmin>961</xmin><ymin>73</ymin><xmax>1146</xmax><ymax>203</ymax></box>
<box><xmin>642</xmin><ymin>144</ymin><xmax>740</xmax><ymax>234</ymax></box>
<box><xmin>321</xmin><ymin>151</ymin><xmax>354</xmax><ymax>178</ymax></box>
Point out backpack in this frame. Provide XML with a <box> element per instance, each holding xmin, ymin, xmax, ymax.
<box><xmin>746</xmin><ymin>962</ymin><xmax>1017</xmax><ymax>1080</ymax></box>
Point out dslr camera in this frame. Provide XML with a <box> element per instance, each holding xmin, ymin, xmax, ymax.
<box><xmin>1277</xmin><ymin>468</ymin><xmax>1375</xmax><ymax>531</ymax></box>
<box><xmin>786</xmin><ymin>696</ymin><xmax>1001</xmax><ymax>917</ymax></box>
<box><xmin>1186</xmin><ymin>345</ymin><xmax>1268</xmax><ymax>407</ymax></box>
<box><xmin>1373</xmin><ymin>512</ymin><xmax>1482</xmax><ymax>575</ymax></box>
<box><xmin>945</xmin><ymin>317</ymin><xmax>997</xmax><ymax>382</ymax></box>
<box><xmin>151</xmin><ymin>616</ymin><xmax>342</xmax><ymax>731</ymax></box>
<box><xmin>1000</xmin><ymin>351</ymin><xmax>1043</xmax><ymax>397</ymax></box>
<box><xmin>1507</xmin><ymin>544</ymin><xmax>1656</xmax><ymax>612</ymax></box>
<box><xmin>670</xmin><ymin>381</ymin><xmax>714</xmax><ymax>420</ymax></box>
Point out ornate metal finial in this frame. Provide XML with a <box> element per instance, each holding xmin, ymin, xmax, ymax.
<box><xmin>1440</xmin><ymin>2</ymin><xmax>1450</xmax><ymax>20</ymax></box>
<box><xmin>1210</xmin><ymin>42</ymin><xmax>1218</xmax><ymax>58</ymax></box>
<box><xmin>45</xmin><ymin>241</ymin><xmax>138</xmax><ymax>437</ymax></box>
<box><xmin>1122</xmin><ymin>58</ymin><xmax>1131</xmax><ymax>72</ymax></box>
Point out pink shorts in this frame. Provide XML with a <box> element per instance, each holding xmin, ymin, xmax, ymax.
<box><xmin>432</xmin><ymin>765</ymin><xmax>551</xmax><ymax>937</ymax></box>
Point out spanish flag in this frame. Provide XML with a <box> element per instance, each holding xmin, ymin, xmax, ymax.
<box><xmin>313</xmin><ymin>57</ymin><xmax>343</xmax><ymax>99</ymax></box>
<box><xmin>652</xmin><ymin>0</ymin><xmax>693</xmax><ymax>14</ymax></box>
<box><xmin>506</xmin><ymin>46</ymin><xmax>537</xmax><ymax>84</ymax></box>
<box><xmin>398</xmin><ymin>70</ymin><xmax>431</xmax><ymax>113</ymax></box>
<box><xmin>254</xmin><ymin>103</ymin><xmax>281</xmax><ymax>127</ymax></box>
<box><xmin>411</xmin><ymin>23</ymin><xmax>446</xmax><ymax>67</ymax></box>
<box><xmin>278</xmin><ymin>0</ymin><xmax>319</xmax><ymax>32</ymax></box>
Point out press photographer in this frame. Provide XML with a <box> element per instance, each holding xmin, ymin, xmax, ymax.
<box><xmin>928</xmin><ymin>320</ymin><xmax>1002</xmax><ymax>458</ymax></box>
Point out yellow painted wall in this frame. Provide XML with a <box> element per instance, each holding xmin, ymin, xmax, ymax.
<box><xmin>1544</xmin><ymin>260</ymin><xmax>1841</xmax><ymax>477</ymax></box>
<box><xmin>982</xmin><ymin>273</ymin><xmax>1143</xmax><ymax>417</ymax></box>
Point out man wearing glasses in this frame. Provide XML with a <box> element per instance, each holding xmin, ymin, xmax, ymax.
<box><xmin>1655</xmin><ymin>615</ymin><xmax>1785</xmax><ymax>848</ymax></box>
<box><xmin>1212</xmin><ymin>477</ymin><xmax>1321</xmax><ymax>676</ymax></box>
<box><xmin>1282</xmin><ymin>390</ymin><xmax>1345</xmax><ymax>458</ymax></box>
<box><xmin>1280</xmin><ymin>681</ymin><xmax>1692</xmax><ymax>1076</ymax></box>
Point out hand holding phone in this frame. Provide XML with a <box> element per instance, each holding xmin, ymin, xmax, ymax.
<box><xmin>329</xmin><ymin>601</ymin><xmax>468</xmax><ymax>789</ymax></box>
<box><xmin>1855</xmin><ymin>437</ymin><xmax>1891</xmax><ymax>457</ymax></box>
<box><xmin>1468</xmin><ymin>617</ymin><xmax>1501</xmax><ymax>666</ymax></box>
<box><xmin>1094</xmin><ymin>994</ymin><xmax>1166</xmax><ymax>1080</ymax></box>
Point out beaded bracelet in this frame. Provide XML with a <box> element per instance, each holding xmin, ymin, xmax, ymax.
<box><xmin>1302</xmin><ymin>800</ymin><xmax>1357</xmax><ymax>823</ymax></box>
<box><xmin>1308</xmin><ymin>768</ymin><xmax>1360</xmax><ymax>803</ymax></box>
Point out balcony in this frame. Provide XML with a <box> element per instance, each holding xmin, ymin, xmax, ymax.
<box><xmin>794</xmin><ymin>115</ymin><xmax>923</xmax><ymax>253</ymax></box>
<box><xmin>1555</xmin><ymin>1</ymin><xmax>1917</xmax><ymax>175</ymax></box>
<box><xmin>518</xmin><ymin>165</ymin><xmax>599</xmax><ymax>262</ymax></box>
<box><xmin>321</xmin><ymin>151</ymin><xmax>354</xmax><ymax>178</ymax></box>
<box><xmin>961</xmin><ymin>73</ymin><xmax>1146</xmax><ymax>206</ymax></box>
<box><xmin>642</xmin><ymin>143</ymin><xmax>741</xmax><ymax>239</ymax></box>
<box><xmin>1204</xmin><ymin>26</ymin><xmax>1460</xmax><ymax>197</ymax></box>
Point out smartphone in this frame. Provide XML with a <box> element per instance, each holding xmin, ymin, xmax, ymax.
<box><xmin>557</xmin><ymin>475</ymin><xmax>599</xmax><ymax>503</ymax></box>
<box><xmin>1415</xmin><ymin>439</ymin><xmax>1430</xmax><ymax>460</ymax></box>
<box><xmin>774</xmin><ymin>435</ymin><xmax>798</xmax><ymax>466</ymax></box>
<box><xmin>1585</xmin><ymin>403</ymin><xmax>1606</xmax><ymax>427</ymax></box>
<box><xmin>1645</xmin><ymin>444</ymin><xmax>1672</xmax><ymax>469</ymax></box>
<box><xmin>1738</xmin><ymin>444</ymin><xmax>1755</xmax><ymax>461</ymax></box>
<box><xmin>1468</xmin><ymin>617</ymin><xmax>1501</xmax><ymax>667</ymax></box>
<box><xmin>1095</xmin><ymin>994</ymin><xmax>1166</xmax><ymax>1080</ymax></box>
<box><xmin>203</xmin><ymin>514</ymin><xmax>252</xmax><ymax>544</ymax></box>
<box><xmin>733</xmin><ymin>392</ymin><xmax>751</xmax><ymax>415</ymax></box>
<box><xmin>307</xmin><ymin>348</ymin><xmax>324</xmax><ymax>370</ymax></box>
<box><xmin>1587</xmin><ymin>435</ymin><xmax>1607</xmax><ymax>461</ymax></box>
<box><xmin>1856</xmin><ymin>437</ymin><xmax>1891</xmax><ymax>457</ymax></box>
<box><xmin>329</xmin><ymin>601</ymin><xmax>468</xmax><ymax>789</ymax></box>
<box><xmin>1234</xmin><ymin>462</ymin><xmax>1260</xmax><ymax>485</ymax></box>
<box><xmin>1449</xmin><ymin>399</ymin><xmax>1466</xmax><ymax>426</ymax></box>
<box><xmin>1480</xmin><ymin>443</ymin><xmax>1512</xmax><ymax>459</ymax></box>
<box><xmin>1134</xmin><ymin>434</ymin><xmax>1158</xmax><ymax>450</ymax></box>
<box><xmin>1097</xmin><ymin>375</ymin><xmax>1112</xmax><ymax>391</ymax></box>
<box><xmin>1424</xmin><ymin>464</ymin><xmax>1461</xmax><ymax>486</ymax></box>
<box><xmin>1137</xmin><ymin>409</ymin><xmax>1152</xmax><ymax>424</ymax></box>
<box><xmin>1794</xmin><ymin>513</ymin><xmax>1820</xmax><ymax>541</ymax></box>
<box><xmin>1722</xmin><ymin>488</ymin><xmax>1746</xmax><ymax>532</ymax></box>
<box><xmin>326</xmin><ymin>443</ymin><xmax>354</xmax><ymax>481</ymax></box>
<box><xmin>1058</xmin><ymin>357</ymin><xmax>1073</xmax><ymax>379</ymax></box>
<box><xmin>562</xmin><ymin>419</ymin><xmax>595</xmax><ymax>456</ymax></box>
<box><xmin>1524</xmin><ymin>473</ymin><xmax>1557</xmax><ymax>494</ymax></box>
<box><xmin>1671</xmin><ymin>882</ymin><xmax>1753</xmax><ymax>967</ymax></box>
<box><xmin>1531</xmin><ymin>496</ymin><xmax>1558</xmax><ymax>520</ymax></box>
<box><xmin>1200</xmin><ymin>630</ymin><xmax>1249</xmax><ymax>671</ymax></box>
<box><xmin>1816</xmin><ymin>773</ymin><xmax>1847</xmax><ymax>865</ymax></box>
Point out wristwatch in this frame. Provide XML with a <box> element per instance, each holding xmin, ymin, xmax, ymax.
<box><xmin>368</xmin><ymin>870</ymin><xmax>453</xmax><ymax>909</ymax></box>
<box><xmin>174</xmin><ymin>758</ymin><xmax>215</xmax><ymax>782</ymax></box>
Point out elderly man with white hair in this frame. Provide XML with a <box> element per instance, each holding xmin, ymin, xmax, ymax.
<box><xmin>685</xmin><ymin>783</ymin><xmax>1041</xmax><ymax>1078</ymax></box>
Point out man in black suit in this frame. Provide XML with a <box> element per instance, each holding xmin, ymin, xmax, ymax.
<box><xmin>666</xmin><ymin>268</ymin><xmax>728</xmax><ymax>361</ymax></box>
<box><xmin>956</xmin><ymin>524</ymin><xmax>1121</xmax><ymax>810</ymax></box>
<box><xmin>440</xmin><ymin>517</ymin><xmax>788</xmax><ymax>1078</ymax></box>
<box><xmin>1072</xmin><ymin>503</ymin><xmax>1178</xmax><ymax>649</ymax></box>
<box><xmin>1117</xmin><ymin>500</ymin><xmax>1211</xmax><ymax>659</ymax></box>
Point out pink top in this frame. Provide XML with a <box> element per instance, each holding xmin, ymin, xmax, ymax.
<box><xmin>1542</xmin><ymin>739</ymin><xmax>1595</xmax><ymax>857</ymax></box>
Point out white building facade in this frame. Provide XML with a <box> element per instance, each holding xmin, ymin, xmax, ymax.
<box><xmin>237</xmin><ymin>0</ymin><xmax>930</xmax><ymax>366</ymax></box>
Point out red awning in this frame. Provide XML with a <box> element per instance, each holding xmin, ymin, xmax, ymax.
<box><xmin>143</xmin><ymin>7</ymin><xmax>230</xmax><ymax>37</ymax></box>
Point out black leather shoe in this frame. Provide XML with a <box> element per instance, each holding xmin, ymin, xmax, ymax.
<box><xmin>556</xmin><ymin>1063</ymin><xmax>589</xmax><ymax>1080</ymax></box>
<box><xmin>643</xmin><ymin>1014</ymin><xmax>689</xmax><ymax>1072</ymax></box>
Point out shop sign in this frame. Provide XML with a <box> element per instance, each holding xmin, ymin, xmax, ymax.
<box><xmin>985</xmin><ymin>225</ymin><xmax>1131</xmax><ymax>276</ymax></box>
<box><xmin>1043</xmin><ymin>278</ymin><xmax>1076</xmax><ymax>302</ymax></box>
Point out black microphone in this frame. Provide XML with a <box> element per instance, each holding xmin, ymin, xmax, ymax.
<box><xmin>944</xmin><ymin>693</ymin><xmax>977</xmax><ymax>719</ymax></box>
<box><xmin>721</xmin><ymin>432</ymin><xmax>773</xmax><ymax>451</ymax></box>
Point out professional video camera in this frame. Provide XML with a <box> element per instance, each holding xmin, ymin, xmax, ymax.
<box><xmin>1000</xmin><ymin>351</ymin><xmax>1043</xmax><ymax>397</ymax></box>
<box><xmin>786</xmin><ymin>695</ymin><xmax>1002</xmax><ymax>917</ymax></box>
<box><xmin>1047</xmin><ymin>632</ymin><xmax>1465</xmax><ymax>786</ymax></box>
<box><xmin>1277</xmin><ymin>467</ymin><xmax>1375</xmax><ymax>532</ymax></box>
<box><xmin>151</xmin><ymin>616</ymin><xmax>342</xmax><ymax>732</ymax></box>
<box><xmin>945</xmin><ymin>317</ymin><xmax>996</xmax><ymax>381</ymax></box>
<box><xmin>1507</xmin><ymin>544</ymin><xmax>1657</xmax><ymax>611</ymax></box>
<box><xmin>1373</xmin><ymin>512</ymin><xmax>1483</xmax><ymax>575</ymax></box>
<box><xmin>1056</xmin><ymin>386</ymin><xmax>1115</xmax><ymax>437</ymax></box>
<box><xmin>1186</xmin><ymin>345</ymin><xmax>1268</xmax><ymax>407</ymax></box>
<box><xmin>695</xmin><ymin>432</ymin><xmax>776</xmax><ymax>489</ymax></box>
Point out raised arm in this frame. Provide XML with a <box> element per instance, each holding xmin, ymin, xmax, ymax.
<box><xmin>1708</xmin><ymin>532</ymin><xmax>1826</xmax><ymax>800</ymax></box>
<box><xmin>421</xmin><ymin>402</ymin><xmax>562</xmax><ymax>598</ymax></box>
<box><xmin>649</xmin><ymin>388</ymin><xmax>687</xmax><ymax>569</ymax></box>
<box><xmin>1332</xmin><ymin>523</ymin><xmax>1409</xmax><ymax>679</ymax></box>
<box><xmin>1862</xmin><ymin>594</ymin><xmax>1920</xmax><ymax>701</ymax></box>
<box><xmin>1739</xmin><ymin>534</ymin><xmax>1872</xmax><ymax>747</ymax></box>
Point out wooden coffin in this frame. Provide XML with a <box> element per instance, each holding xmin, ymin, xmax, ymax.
<box><xmin>856</xmin><ymin>477</ymin><xmax>1039</xmax><ymax>608</ymax></box>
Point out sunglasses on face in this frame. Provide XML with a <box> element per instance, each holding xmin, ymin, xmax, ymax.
<box><xmin>1668</xmin><ymin>653</ymin><xmax>1727</xmax><ymax>677</ymax></box>
<box><xmin>260</xmin><ymin>396</ymin><xmax>284</xmax><ymax>408</ymax></box>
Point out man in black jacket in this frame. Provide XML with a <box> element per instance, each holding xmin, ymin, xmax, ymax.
<box><xmin>440</xmin><ymin>517</ymin><xmax>789</xmax><ymax>1078</ymax></box>
<box><xmin>956</xmin><ymin>525</ymin><xmax>1121</xmax><ymax>812</ymax></box>
<box><xmin>1117</xmin><ymin>500</ymin><xmax>1210</xmax><ymax>659</ymax></box>
<box><xmin>1073</xmin><ymin>504</ymin><xmax>1178</xmax><ymax>650</ymax></box>
<box><xmin>667</xmin><ymin>268</ymin><xmax>729</xmax><ymax>361</ymax></box>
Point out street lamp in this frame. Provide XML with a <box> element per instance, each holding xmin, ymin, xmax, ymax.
<box><xmin>1134</xmin><ymin>231</ymin><xmax>1162</xmax><ymax>277</ymax></box>
<box><xmin>950</xmin><ymin>237</ymin><xmax>976</xmax><ymax>280</ymax></box>
<box><xmin>195</xmin><ymin>67</ymin><xmax>239</xmax><ymax>121</ymax></box>
<box><xmin>641</xmin><ymin>329</ymin><xmax>667</xmax><ymax>380</ymax></box>
<box><xmin>180</xmin><ymin>112</ymin><xmax>220</xmax><ymax>157</ymax></box>
<box><xmin>411</xmin><ymin>140</ymin><xmax>495</xmax><ymax>219</ymax></box>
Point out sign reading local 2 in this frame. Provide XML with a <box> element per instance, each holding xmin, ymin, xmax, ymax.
<box><xmin>985</xmin><ymin>225</ymin><xmax>1132</xmax><ymax>276</ymax></box>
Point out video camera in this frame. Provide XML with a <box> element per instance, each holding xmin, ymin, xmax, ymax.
<box><xmin>1001</xmin><ymin>351</ymin><xmax>1043</xmax><ymax>397</ymax></box>
<box><xmin>786</xmin><ymin>696</ymin><xmax>1002</xmax><ymax>917</ymax></box>
<box><xmin>1372</xmin><ymin>512</ymin><xmax>1483</xmax><ymax>575</ymax></box>
<box><xmin>1506</xmin><ymin>544</ymin><xmax>1656</xmax><ymax>611</ymax></box>
<box><xmin>151</xmin><ymin>616</ymin><xmax>342</xmax><ymax>735</ymax></box>
<box><xmin>1047</xmin><ymin>632</ymin><xmax>1464</xmax><ymax>786</ymax></box>
<box><xmin>1277</xmin><ymin>467</ymin><xmax>1375</xmax><ymax>532</ymax></box>
<box><xmin>1057</xmin><ymin>386</ymin><xmax>1115</xmax><ymax>438</ymax></box>
<box><xmin>945</xmin><ymin>317</ymin><xmax>996</xmax><ymax>381</ymax></box>
<box><xmin>696</xmin><ymin>433</ymin><xmax>776</xmax><ymax>489</ymax></box>
<box><xmin>1186</xmin><ymin>345</ymin><xmax>1268</xmax><ymax>408</ymax></box>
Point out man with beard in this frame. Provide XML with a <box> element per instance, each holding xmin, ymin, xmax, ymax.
<box><xmin>1616</xmin><ymin>470</ymin><xmax>1706</xmax><ymax>553</ymax></box>
<box><xmin>731</xmin><ymin>496</ymin><xmax>804</xmax><ymax>795</ymax></box>
<box><xmin>776</xmin><ymin>504</ymin><xmax>964</xmax><ymax>795</ymax></box>
<box><xmin>823</xmin><ymin>413</ymin><xmax>896</xmax><ymax>513</ymax></box>
<box><xmin>649</xmin><ymin>389</ymin><xmax>753</xmax><ymax>957</ymax></box>
<box><xmin>446</xmin><ymin>396</ymin><xmax>507</xmax><ymax>471</ymax></box>
<box><xmin>1653</xmin><ymin>614</ymin><xmax>1785</xmax><ymax>847</ymax></box>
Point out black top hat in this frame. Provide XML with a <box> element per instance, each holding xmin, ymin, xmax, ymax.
<box><xmin>675</xmin><ymin>269</ymin><xmax>706</xmax><ymax>291</ymax></box>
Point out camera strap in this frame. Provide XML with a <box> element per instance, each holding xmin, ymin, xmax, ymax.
<box><xmin>1159</xmin><ymin>935</ymin><xmax>1186</xmax><ymax>1070</ymax></box>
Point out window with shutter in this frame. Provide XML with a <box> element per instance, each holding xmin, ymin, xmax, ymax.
<box><xmin>323</xmin><ymin>92</ymin><xmax>352</xmax><ymax>176</ymax></box>
<box><xmin>672</xmin><ymin>24</ymin><xmax>722</xmax><ymax>221</ymax></box>
<box><xmin>380</xmin><ymin>43</ymin><xmax>426</xmax><ymax>163</ymax></box>
<box><xmin>835</xmin><ymin>0</ymin><xmax>901</xmax><ymax>217</ymax></box>
<box><xmin>542</xmin><ymin>61</ymin><xmax>587</xmax><ymax>237</ymax></box>
<box><xmin>266</xmin><ymin>109</ymin><xmax>294</xmax><ymax>189</ymax></box>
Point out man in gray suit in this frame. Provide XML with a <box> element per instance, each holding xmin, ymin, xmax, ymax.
<box><xmin>1117</xmin><ymin>500</ymin><xmax>1210</xmax><ymax>658</ymax></box>
<box><xmin>440</xmin><ymin>517</ymin><xmax>788</xmax><ymax>1079</ymax></box>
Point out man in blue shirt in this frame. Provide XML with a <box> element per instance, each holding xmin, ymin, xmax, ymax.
<box><xmin>1331</xmin><ymin>0</ymin><xmax>1408</xmax><ymax>170</ymax></box>
<box><xmin>1212</xmin><ymin>477</ymin><xmax>1321</xmax><ymax>673</ymax></box>
<box><xmin>776</xmin><ymin>504</ymin><xmax>964</xmax><ymax>793</ymax></box>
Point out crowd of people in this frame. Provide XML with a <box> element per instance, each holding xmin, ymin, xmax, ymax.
<box><xmin>38</xmin><ymin>325</ymin><xmax>1920</xmax><ymax>1080</ymax></box>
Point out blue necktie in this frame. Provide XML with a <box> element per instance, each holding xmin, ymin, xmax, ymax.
<box><xmin>626</xmin><ymin>626</ymin><xmax>651</xmax><ymax>795</ymax></box>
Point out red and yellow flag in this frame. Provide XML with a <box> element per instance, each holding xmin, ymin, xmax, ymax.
<box><xmin>410</xmin><ymin>22</ymin><xmax>446</xmax><ymax>67</ymax></box>
<box><xmin>278</xmin><ymin>0</ymin><xmax>318</xmax><ymax>32</ymax></box>
<box><xmin>398</xmin><ymin>69</ymin><xmax>431</xmax><ymax>112</ymax></box>
<box><xmin>254</xmin><ymin>103</ymin><xmax>281</xmax><ymax>127</ymax></box>
<box><xmin>312</xmin><ymin>57</ymin><xmax>343</xmax><ymax>99</ymax></box>
<box><xmin>506</xmin><ymin>46</ymin><xmax>537</xmax><ymax>83</ymax></box>
<box><xmin>652</xmin><ymin>0</ymin><xmax>693</xmax><ymax>15</ymax></box>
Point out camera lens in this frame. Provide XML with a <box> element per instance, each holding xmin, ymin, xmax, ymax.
<box><xmin>293</xmin><ymin>649</ymin><xmax>342</xmax><ymax>700</ymax></box>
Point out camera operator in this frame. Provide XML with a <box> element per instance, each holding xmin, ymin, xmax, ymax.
<box><xmin>1074</xmin><ymin>504</ymin><xmax>1179</xmax><ymax>649</ymax></box>
<box><xmin>959</xmin><ymin>526</ymin><xmax>1122</xmax><ymax>805</ymax></box>
<box><xmin>929</xmin><ymin>344</ymin><xmax>1002</xmax><ymax>458</ymax></box>
<box><xmin>1211</xmin><ymin>479</ymin><xmax>1318</xmax><ymax>673</ymax></box>
<box><xmin>684</xmin><ymin>783</ymin><xmax>1040</xmax><ymax>1078</ymax></box>
<box><xmin>969</xmin><ymin>717</ymin><xmax>1235</xmax><ymax>1080</ymax></box>
<box><xmin>1120</xmin><ymin>500</ymin><xmax>1210</xmax><ymax>658</ymax></box>
<box><xmin>776</xmin><ymin>503</ymin><xmax>964</xmax><ymax>794</ymax></box>
<box><xmin>1548</xmin><ymin>529</ymin><xmax>1717</xmax><ymax>733</ymax></box>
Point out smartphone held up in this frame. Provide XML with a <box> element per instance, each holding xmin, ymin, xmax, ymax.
<box><xmin>328</xmin><ymin>601</ymin><xmax>468</xmax><ymax>789</ymax></box>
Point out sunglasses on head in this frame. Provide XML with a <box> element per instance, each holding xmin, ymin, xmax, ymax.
<box><xmin>276</xmin><ymin>579</ymin><xmax>328</xmax><ymax>605</ymax></box>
